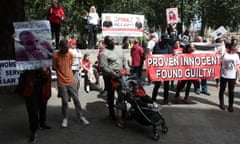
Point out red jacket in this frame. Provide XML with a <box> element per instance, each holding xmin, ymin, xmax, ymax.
<box><xmin>131</xmin><ymin>44</ymin><xmax>144</xmax><ymax>67</ymax></box>
<box><xmin>22</xmin><ymin>69</ymin><xmax>51</xmax><ymax>102</ymax></box>
<box><xmin>47</xmin><ymin>6</ymin><xmax>65</xmax><ymax>25</ymax></box>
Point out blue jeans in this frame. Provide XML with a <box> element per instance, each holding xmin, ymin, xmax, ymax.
<box><xmin>201</xmin><ymin>79</ymin><xmax>208</xmax><ymax>93</ymax></box>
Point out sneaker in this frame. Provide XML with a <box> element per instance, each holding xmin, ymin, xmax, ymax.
<box><xmin>184</xmin><ymin>97</ymin><xmax>190</xmax><ymax>104</ymax></box>
<box><xmin>80</xmin><ymin>116</ymin><xmax>90</xmax><ymax>125</ymax></box>
<box><xmin>61</xmin><ymin>118</ymin><xmax>68</xmax><ymax>128</ymax></box>
<box><xmin>228</xmin><ymin>106</ymin><xmax>233</xmax><ymax>112</ymax></box>
<box><xmin>173</xmin><ymin>96</ymin><xmax>179</xmax><ymax>104</ymax></box>
<box><xmin>201</xmin><ymin>91</ymin><xmax>211</xmax><ymax>96</ymax></box>
<box><xmin>28</xmin><ymin>132</ymin><xmax>37</xmax><ymax>143</ymax></box>
<box><xmin>219</xmin><ymin>104</ymin><xmax>225</xmax><ymax>111</ymax></box>
<box><xmin>163</xmin><ymin>100</ymin><xmax>171</xmax><ymax>105</ymax></box>
<box><xmin>86</xmin><ymin>85</ymin><xmax>90</xmax><ymax>93</ymax></box>
<box><xmin>195</xmin><ymin>90</ymin><xmax>200</xmax><ymax>95</ymax></box>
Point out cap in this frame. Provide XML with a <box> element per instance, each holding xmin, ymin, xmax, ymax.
<box><xmin>161</xmin><ymin>33</ymin><xmax>170</xmax><ymax>39</ymax></box>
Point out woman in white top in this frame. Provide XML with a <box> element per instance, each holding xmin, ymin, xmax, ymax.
<box><xmin>86</xmin><ymin>5</ymin><xmax>99</xmax><ymax>49</ymax></box>
<box><xmin>68</xmin><ymin>38</ymin><xmax>82</xmax><ymax>90</ymax></box>
<box><xmin>218</xmin><ymin>41</ymin><xmax>240</xmax><ymax>112</ymax></box>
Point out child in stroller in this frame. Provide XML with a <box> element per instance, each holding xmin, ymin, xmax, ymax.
<box><xmin>114</xmin><ymin>75</ymin><xmax>168</xmax><ymax>140</ymax></box>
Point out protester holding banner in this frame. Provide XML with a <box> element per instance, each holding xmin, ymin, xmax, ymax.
<box><xmin>174</xmin><ymin>43</ymin><xmax>197</xmax><ymax>104</ymax></box>
<box><xmin>46</xmin><ymin>0</ymin><xmax>65</xmax><ymax>49</ymax></box>
<box><xmin>131</xmin><ymin>39</ymin><xmax>145</xmax><ymax>80</ymax></box>
<box><xmin>86</xmin><ymin>5</ymin><xmax>100</xmax><ymax>49</ymax></box>
<box><xmin>215</xmin><ymin>38</ymin><xmax>226</xmax><ymax>88</ymax></box>
<box><xmin>193</xmin><ymin>36</ymin><xmax>211</xmax><ymax>96</ymax></box>
<box><xmin>53</xmin><ymin>39</ymin><xmax>89</xmax><ymax>127</ymax></box>
<box><xmin>20</xmin><ymin>67</ymin><xmax>51</xmax><ymax>143</ymax></box>
<box><xmin>99</xmin><ymin>36</ymin><xmax>130</xmax><ymax>120</ymax></box>
<box><xmin>151</xmin><ymin>33</ymin><xmax>172</xmax><ymax>105</ymax></box>
<box><xmin>179</xmin><ymin>29</ymin><xmax>192</xmax><ymax>49</ymax></box>
<box><xmin>218</xmin><ymin>42</ymin><xmax>240</xmax><ymax>112</ymax></box>
<box><xmin>171</xmin><ymin>40</ymin><xmax>183</xmax><ymax>89</ymax></box>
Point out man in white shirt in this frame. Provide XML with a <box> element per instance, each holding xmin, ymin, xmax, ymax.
<box><xmin>146</xmin><ymin>34</ymin><xmax>158</xmax><ymax>55</ymax></box>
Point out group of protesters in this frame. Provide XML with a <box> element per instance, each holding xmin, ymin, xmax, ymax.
<box><xmin>17</xmin><ymin>1</ymin><xmax>240</xmax><ymax>143</ymax></box>
<box><xmin>144</xmin><ymin>26</ymin><xmax>240</xmax><ymax>113</ymax></box>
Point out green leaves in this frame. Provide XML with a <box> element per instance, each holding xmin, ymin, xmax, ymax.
<box><xmin>23</xmin><ymin>0</ymin><xmax>240</xmax><ymax>36</ymax></box>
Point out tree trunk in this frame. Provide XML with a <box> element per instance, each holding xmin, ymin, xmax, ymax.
<box><xmin>0</xmin><ymin>0</ymin><xmax>25</xmax><ymax>60</ymax></box>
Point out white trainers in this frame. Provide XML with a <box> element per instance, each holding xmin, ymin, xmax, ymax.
<box><xmin>80</xmin><ymin>116</ymin><xmax>90</xmax><ymax>125</ymax></box>
<box><xmin>61</xmin><ymin>118</ymin><xmax>68</xmax><ymax>128</ymax></box>
<box><xmin>86</xmin><ymin>85</ymin><xmax>90</xmax><ymax>93</ymax></box>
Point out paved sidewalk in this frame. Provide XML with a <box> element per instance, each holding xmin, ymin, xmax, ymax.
<box><xmin>1</xmin><ymin>80</ymin><xmax>240</xmax><ymax>144</ymax></box>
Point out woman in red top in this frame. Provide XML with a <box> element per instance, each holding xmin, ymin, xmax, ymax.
<box><xmin>171</xmin><ymin>40</ymin><xmax>183</xmax><ymax>89</ymax></box>
<box><xmin>46</xmin><ymin>0</ymin><xmax>65</xmax><ymax>49</ymax></box>
<box><xmin>173</xmin><ymin>39</ymin><xmax>183</xmax><ymax>55</ymax></box>
<box><xmin>82</xmin><ymin>53</ymin><xmax>101</xmax><ymax>92</ymax></box>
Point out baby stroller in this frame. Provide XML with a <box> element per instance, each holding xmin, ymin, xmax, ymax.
<box><xmin>113</xmin><ymin>75</ymin><xmax>168</xmax><ymax>140</ymax></box>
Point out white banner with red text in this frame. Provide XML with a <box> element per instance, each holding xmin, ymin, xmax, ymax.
<box><xmin>101</xmin><ymin>13</ymin><xmax>144</xmax><ymax>37</ymax></box>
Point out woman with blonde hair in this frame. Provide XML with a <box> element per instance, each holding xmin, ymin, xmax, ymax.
<box><xmin>86</xmin><ymin>5</ymin><xmax>99</xmax><ymax>49</ymax></box>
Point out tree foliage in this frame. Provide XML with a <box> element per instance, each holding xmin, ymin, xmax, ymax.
<box><xmin>8</xmin><ymin>0</ymin><xmax>240</xmax><ymax>37</ymax></box>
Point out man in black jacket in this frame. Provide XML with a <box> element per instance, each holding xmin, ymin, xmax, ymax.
<box><xmin>151</xmin><ymin>33</ymin><xmax>173</xmax><ymax>104</ymax></box>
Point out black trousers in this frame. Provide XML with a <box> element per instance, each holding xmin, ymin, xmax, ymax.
<box><xmin>88</xmin><ymin>24</ymin><xmax>97</xmax><ymax>49</ymax></box>
<box><xmin>104</xmin><ymin>75</ymin><xmax>116</xmax><ymax>116</ymax></box>
<box><xmin>175</xmin><ymin>80</ymin><xmax>193</xmax><ymax>97</ymax></box>
<box><xmin>50</xmin><ymin>22</ymin><xmax>61</xmax><ymax>49</ymax></box>
<box><xmin>131</xmin><ymin>66</ymin><xmax>143</xmax><ymax>80</ymax></box>
<box><xmin>25</xmin><ymin>83</ymin><xmax>47</xmax><ymax>133</ymax></box>
<box><xmin>219</xmin><ymin>77</ymin><xmax>236</xmax><ymax>106</ymax></box>
<box><xmin>152</xmin><ymin>81</ymin><xmax>169</xmax><ymax>101</ymax></box>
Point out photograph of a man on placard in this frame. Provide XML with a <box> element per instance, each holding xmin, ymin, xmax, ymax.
<box><xmin>15</xmin><ymin>30</ymin><xmax>53</xmax><ymax>61</ymax></box>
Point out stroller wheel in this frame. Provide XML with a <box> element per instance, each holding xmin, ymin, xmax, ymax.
<box><xmin>153</xmin><ymin>132</ymin><xmax>160</xmax><ymax>140</ymax></box>
<box><xmin>153</xmin><ymin>125</ymin><xmax>160</xmax><ymax>140</ymax></box>
<box><xmin>115</xmin><ymin>108</ymin><xmax>126</xmax><ymax>128</ymax></box>
<box><xmin>162</xmin><ymin>125</ymin><xmax>168</xmax><ymax>133</ymax></box>
<box><xmin>117</xmin><ymin>119</ymin><xmax>125</xmax><ymax>128</ymax></box>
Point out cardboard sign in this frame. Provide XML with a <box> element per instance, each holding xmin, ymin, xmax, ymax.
<box><xmin>211</xmin><ymin>26</ymin><xmax>227</xmax><ymax>40</ymax></box>
<box><xmin>166</xmin><ymin>8</ymin><xmax>178</xmax><ymax>24</ymax></box>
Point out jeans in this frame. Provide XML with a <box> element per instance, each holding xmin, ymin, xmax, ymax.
<box><xmin>58</xmin><ymin>83</ymin><xmax>83</xmax><ymax>119</ymax></box>
<box><xmin>201</xmin><ymin>79</ymin><xmax>208</xmax><ymax>93</ymax></box>
<box><xmin>72</xmin><ymin>70</ymin><xmax>81</xmax><ymax>91</ymax></box>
